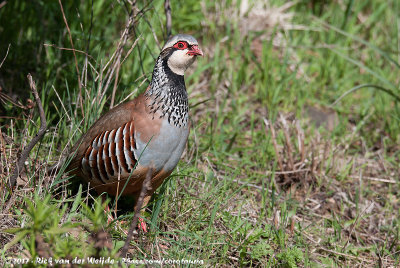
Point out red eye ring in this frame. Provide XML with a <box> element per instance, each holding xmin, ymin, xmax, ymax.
<box><xmin>174</xmin><ymin>41</ymin><xmax>188</xmax><ymax>50</ymax></box>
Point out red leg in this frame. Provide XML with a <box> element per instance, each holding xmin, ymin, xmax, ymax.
<box><xmin>139</xmin><ymin>217</ymin><xmax>148</xmax><ymax>233</ymax></box>
<box><xmin>105</xmin><ymin>205</ymin><xmax>115</xmax><ymax>224</ymax></box>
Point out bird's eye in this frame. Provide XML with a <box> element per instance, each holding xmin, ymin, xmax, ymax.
<box><xmin>174</xmin><ymin>41</ymin><xmax>188</xmax><ymax>50</ymax></box>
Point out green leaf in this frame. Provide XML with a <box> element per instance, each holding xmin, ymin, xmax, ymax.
<box><xmin>3</xmin><ymin>230</ymin><xmax>30</xmax><ymax>251</ymax></box>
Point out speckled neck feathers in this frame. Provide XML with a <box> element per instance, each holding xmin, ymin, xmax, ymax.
<box><xmin>145</xmin><ymin>52</ymin><xmax>189</xmax><ymax>128</ymax></box>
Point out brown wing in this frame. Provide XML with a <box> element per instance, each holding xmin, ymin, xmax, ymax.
<box><xmin>79</xmin><ymin>120</ymin><xmax>137</xmax><ymax>183</ymax></box>
<box><xmin>67</xmin><ymin>95</ymin><xmax>145</xmax><ymax>177</ymax></box>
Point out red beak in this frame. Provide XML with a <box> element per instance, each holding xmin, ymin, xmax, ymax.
<box><xmin>187</xmin><ymin>45</ymin><xmax>203</xmax><ymax>56</ymax></box>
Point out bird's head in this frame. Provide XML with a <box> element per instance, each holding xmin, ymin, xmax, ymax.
<box><xmin>161</xmin><ymin>34</ymin><xmax>203</xmax><ymax>76</ymax></box>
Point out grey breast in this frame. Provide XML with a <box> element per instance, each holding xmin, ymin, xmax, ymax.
<box><xmin>133</xmin><ymin>118</ymin><xmax>189</xmax><ymax>173</ymax></box>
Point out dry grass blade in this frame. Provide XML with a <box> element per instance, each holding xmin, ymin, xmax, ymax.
<box><xmin>264</xmin><ymin>118</ymin><xmax>288</xmax><ymax>183</ymax></box>
<box><xmin>0</xmin><ymin>43</ymin><xmax>10</xmax><ymax>69</ymax></box>
<box><xmin>58</xmin><ymin>0</ymin><xmax>84</xmax><ymax>118</ymax></box>
<box><xmin>110</xmin><ymin>55</ymin><xmax>121</xmax><ymax>109</ymax></box>
<box><xmin>342</xmin><ymin>192</ymin><xmax>374</xmax><ymax>251</ymax></box>
<box><xmin>319</xmin><ymin>140</ymin><xmax>329</xmax><ymax>176</ymax></box>
<box><xmin>43</xmin><ymin>44</ymin><xmax>95</xmax><ymax>61</ymax></box>
<box><xmin>5</xmin><ymin>74</ymin><xmax>47</xmax><ymax>207</ymax></box>
<box><xmin>117</xmin><ymin>74</ymin><xmax>146</xmax><ymax>105</ymax></box>
<box><xmin>310</xmin><ymin>143</ymin><xmax>315</xmax><ymax>178</ymax></box>
<box><xmin>120</xmin><ymin>168</ymin><xmax>152</xmax><ymax>257</ymax></box>
<box><xmin>98</xmin><ymin>13</ymin><xmax>139</xmax><ymax>107</ymax></box>
<box><xmin>0</xmin><ymin>92</ymin><xmax>28</xmax><ymax>110</ymax></box>
<box><xmin>52</xmin><ymin>85</ymin><xmax>71</xmax><ymax>122</ymax></box>
<box><xmin>280</xmin><ymin>114</ymin><xmax>294</xmax><ymax>170</ymax></box>
<box><xmin>0</xmin><ymin>129</ymin><xmax>10</xmax><ymax>186</ymax></box>
<box><xmin>295</xmin><ymin>120</ymin><xmax>305</xmax><ymax>164</ymax></box>
<box><xmin>121</xmin><ymin>35</ymin><xmax>141</xmax><ymax>65</ymax></box>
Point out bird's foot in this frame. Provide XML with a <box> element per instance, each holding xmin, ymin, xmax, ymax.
<box><xmin>104</xmin><ymin>205</ymin><xmax>114</xmax><ymax>224</ymax></box>
<box><xmin>104</xmin><ymin>205</ymin><xmax>127</xmax><ymax>225</ymax></box>
<box><xmin>139</xmin><ymin>217</ymin><xmax>148</xmax><ymax>233</ymax></box>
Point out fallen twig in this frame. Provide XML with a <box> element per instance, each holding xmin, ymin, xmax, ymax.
<box><xmin>6</xmin><ymin>74</ymin><xmax>47</xmax><ymax>197</ymax></box>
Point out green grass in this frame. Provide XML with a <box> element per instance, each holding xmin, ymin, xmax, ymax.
<box><xmin>1</xmin><ymin>0</ymin><xmax>400</xmax><ymax>266</ymax></box>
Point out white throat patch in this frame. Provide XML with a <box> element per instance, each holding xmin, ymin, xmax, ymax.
<box><xmin>167</xmin><ymin>50</ymin><xmax>196</xmax><ymax>76</ymax></box>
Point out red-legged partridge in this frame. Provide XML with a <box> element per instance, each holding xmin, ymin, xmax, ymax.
<box><xmin>67</xmin><ymin>34</ymin><xmax>203</xmax><ymax>230</ymax></box>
